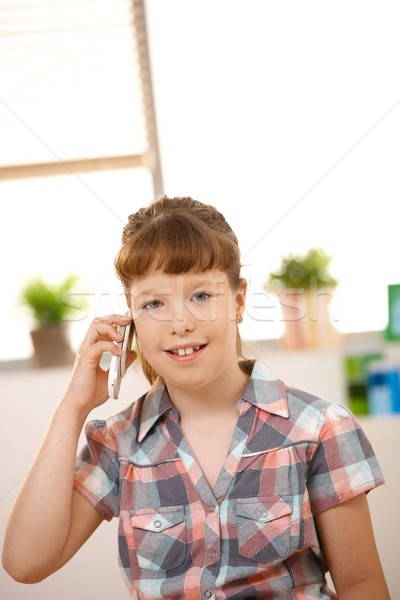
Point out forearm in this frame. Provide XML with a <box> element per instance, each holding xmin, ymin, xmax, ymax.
<box><xmin>2</xmin><ymin>399</ymin><xmax>89</xmax><ymax>579</ymax></box>
<box><xmin>337</xmin><ymin>578</ymin><xmax>391</xmax><ymax>599</ymax></box>
<box><xmin>3</xmin><ymin>314</ymin><xmax>131</xmax><ymax>582</ymax></box>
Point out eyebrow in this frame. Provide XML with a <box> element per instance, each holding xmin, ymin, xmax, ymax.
<box><xmin>134</xmin><ymin>288</ymin><xmax>170</xmax><ymax>299</ymax></box>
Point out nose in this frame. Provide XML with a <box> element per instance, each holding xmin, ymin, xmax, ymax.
<box><xmin>169</xmin><ymin>305</ymin><xmax>195</xmax><ymax>336</ymax></box>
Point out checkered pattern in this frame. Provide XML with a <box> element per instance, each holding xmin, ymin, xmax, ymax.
<box><xmin>74</xmin><ymin>360</ymin><xmax>384</xmax><ymax>599</ymax></box>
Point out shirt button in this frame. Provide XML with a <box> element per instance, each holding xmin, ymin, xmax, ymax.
<box><xmin>154</xmin><ymin>520</ymin><xmax>162</xmax><ymax>528</ymax></box>
<box><xmin>210</xmin><ymin>551</ymin><xmax>218</xmax><ymax>559</ymax></box>
<box><xmin>204</xmin><ymin>592</ymin><xmax>212</xmax><ymax>599</ymax></box>
<box><xmin>208</xmin><ymin>505</ymin><xmax>216</xmax><ymax>512</ymax></box>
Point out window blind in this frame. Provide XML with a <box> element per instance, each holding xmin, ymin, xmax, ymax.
<box><xmin>0</xmin><ymin>0</ymin><xmax>162</xmax><ymax>190</ymax></box>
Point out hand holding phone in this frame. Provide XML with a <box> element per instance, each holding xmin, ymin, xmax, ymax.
<box><xmin>108</xmin><ymin>319</ymin><xmax>135</xmax><ymax>399</ymax></box>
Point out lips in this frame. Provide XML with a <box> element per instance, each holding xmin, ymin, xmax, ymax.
<box><xmin>165</xmin><ymin>343</ymin><xmax>207</xmax><ymax>359</ymax></box>
<box><xmin>170</xmin><ymin>345</ymin><xmax>201</xmax><ymax>356</ymax></box>
<box><xmin>167</xmin><ymin>344</ymin><xmax>205</xmax><ymax>356</ymax></box>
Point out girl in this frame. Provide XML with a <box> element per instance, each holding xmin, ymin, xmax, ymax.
<box><xmin>3</xmin><ymin>196</ymin><xmax>389</xmax><ymax>599</ymax></box>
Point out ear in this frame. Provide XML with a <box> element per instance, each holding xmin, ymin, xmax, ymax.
<box><xmin>235</xmin><ymin>278</ymin><xmax>247</xmax><ymax>315</ymax></box>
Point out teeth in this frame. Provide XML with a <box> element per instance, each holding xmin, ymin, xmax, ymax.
<box><xmin>172</xmin><ymin>346</ymin><xmax>201</xmax><ymax>356</ymax></box>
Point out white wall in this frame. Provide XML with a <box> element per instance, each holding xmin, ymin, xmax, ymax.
<box><xmin>1</xmin><ymin>363</ymin><xmax>398</xmax><ymax>598</ymax></box>
<box><xmin>0</xmin><ymin>366</ymin><xmax>148</xmax><ymax>600</ymax></box>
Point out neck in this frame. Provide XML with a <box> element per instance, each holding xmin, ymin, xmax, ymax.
<box><xmin>165</xmin><ymin>360</ymin><xmax>249</xmax><ymax>420</ymax></box>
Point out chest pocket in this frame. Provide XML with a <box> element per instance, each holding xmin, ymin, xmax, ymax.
<box><xmin>236</xmin><ymin>496</ymin><xmax>292</xmax><ymax>564</ymax></box>
<box><xmin>130</xmin><ymin>505</ymin><xmax>186</xmax><ymax>572</ymax></box>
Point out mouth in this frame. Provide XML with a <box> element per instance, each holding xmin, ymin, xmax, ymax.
<box><xmin>165</xmin><ymin>343</ymin><xmax>207</xmax><ymax>358</ymax></box>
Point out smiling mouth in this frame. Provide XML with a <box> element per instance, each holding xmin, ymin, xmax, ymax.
<box><xmin>167</xmin><ymin>344</ymin><xmax>206</xmax><ymax>356</ymax></box>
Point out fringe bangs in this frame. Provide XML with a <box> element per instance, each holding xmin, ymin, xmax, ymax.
<box><xmin>115</xmin><ymin>212</ymin><xmax>238</xmax><ymax>288</ymax></box>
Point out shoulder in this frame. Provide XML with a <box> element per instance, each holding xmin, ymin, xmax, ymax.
<box><xmin>83</xmin><ymin>390</ymin><xmax>148</xmax><ymax>445</ymax></box>
<box><xmin>285</xmin><ymin>384</ymin><xmax>335</xmax><ymax>417</ymax></box>
<box><xmin>248</xmin><ymin>359</ymin><xmax>360</xmax><ymax>445</ymax></box>
<box><xmin>285</xmin><ymin>385</ymin><xmax>357</xmax><ymax>438</ymax></box>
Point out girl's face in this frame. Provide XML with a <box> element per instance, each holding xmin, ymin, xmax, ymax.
<box><xmin>129</xmin><ymin>266</ymin><xmax>245</xmax><ymax>391</ymax></box>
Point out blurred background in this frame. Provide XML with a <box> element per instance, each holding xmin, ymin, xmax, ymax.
<box><xmin>1</xmin><ymin>0</ymin><xmax>400</xmax><ymax>356</ymax></box>
<box><xmin>1</xmin><ymin>1</ymin><xmax>399</xmax><ymax>598</ymax></box>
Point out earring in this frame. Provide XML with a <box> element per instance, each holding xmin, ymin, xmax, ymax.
<box><xmin>237</xmin><ymin>314</ymin><xmax>243</xmax><ymax>324</ymax></box>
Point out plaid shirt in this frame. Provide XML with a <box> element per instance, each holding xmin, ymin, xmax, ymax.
<box><xmin>74</xmin><ymin>360</ymin><xmax>384</xmax><ymax>599</ymax></box>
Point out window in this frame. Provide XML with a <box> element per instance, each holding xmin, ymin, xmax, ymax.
<box><xmin>0</xmin><ymin>0</ymin><xmax>162</xmax><ymax>361</ymax></box>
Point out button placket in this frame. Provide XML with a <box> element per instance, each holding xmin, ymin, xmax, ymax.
<box><xmin>205</xmin><ymin>504</ymin><xmax>220</xmax><ymax>565</ymax></box>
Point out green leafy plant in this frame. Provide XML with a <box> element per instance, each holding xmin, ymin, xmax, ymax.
<box><xmin>20</xmin><ymin>274</ymin><xmax>88</xmax><ymax>328</ymax></box>
<box><xmin>265</xmin><ymin>248</ymin><xmax>338</xmax><ymax>292</ymax></box>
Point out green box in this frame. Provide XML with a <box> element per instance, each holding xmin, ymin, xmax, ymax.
<box><xmin>386</xmin><ymin>284</ymin><xmax>400</xmax><ymax>341</ymax></box>
<box><xmin>344</xmin><ymin>353</ymin><xmax>383</xmax><ymax>415</ymax></box>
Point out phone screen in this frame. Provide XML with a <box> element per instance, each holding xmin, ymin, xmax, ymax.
<box><xmin>108</xmin><ymin>320</ymin><xmax>135</xmax><ymax>399</ymax></box>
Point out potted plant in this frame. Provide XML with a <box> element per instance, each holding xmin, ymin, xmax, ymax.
<box><xmin>264</xmin><ymin>248</ymin><xmax>340</xmax><ymax>349</ymax></box>
<box><xmin>20</xmin><ymin>274</ymin><xmax>88</xmax><ymax>367</ymax></box>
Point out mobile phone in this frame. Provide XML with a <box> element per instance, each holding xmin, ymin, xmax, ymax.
<box><xmin>108</xmin><ymin>320</ymin><xmax>135</xmax><ymax>399</ymax></box>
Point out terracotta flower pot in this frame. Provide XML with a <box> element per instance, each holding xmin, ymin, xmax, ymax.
<box><xmin>278</xmin><ymin>288</ymin><xmax>341</xmax><ymax>350</ymax></box>
<box><xmin>30</xmin><ymin>323</ymin><xmax>75</xmax><ymax>368</ymax></box>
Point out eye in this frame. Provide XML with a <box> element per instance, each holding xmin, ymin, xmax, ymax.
<box><xmin>191</xmin><ymin>291</ymin><xmax>212</xmax><ymax>302</ymax></box>
<box><xmin>142</xmin><ymin>299</ymin><xmax>162</xmax><ymax>310</ymax></box>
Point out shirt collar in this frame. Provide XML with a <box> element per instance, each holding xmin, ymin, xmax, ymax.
<box><xmin>241</xmin><ymin>359</ymin><xmax>289</xmax><ymax>418</ymax></box>
<box><xmin>137</xmin><ymin>359</ymin><xmax>289</xmax><ymax>443</ymax></box>
<box><xmin>137</xmin><ymin>377</ymin><xmax>174</xmax><ymax>443</ymax></box>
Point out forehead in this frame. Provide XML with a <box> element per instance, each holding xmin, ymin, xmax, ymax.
<box><xmin>129</xmin><ymin>267</ymin><xmax>228</xmax><ymax>296</ymax></box>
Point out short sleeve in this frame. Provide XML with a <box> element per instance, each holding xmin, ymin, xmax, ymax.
<box><xmin>307</xmin><ymin>403</ymin><xmax>385</xmax><ymax>515</ymax></box>
<box><xmin>73</xmin><ymin>419</ymin><xmax>120</xmax><ymax>521</ymax></box>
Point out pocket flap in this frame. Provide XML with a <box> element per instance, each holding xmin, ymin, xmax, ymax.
<box><xmin>130</xmin><ymin>505</ymin><xmax>185</xmax><ymax>532</ymax></box>
<box><xmin>236</xmin><ymin>496</ymin><xmax>292</xmax><ymax>523</ymax></box>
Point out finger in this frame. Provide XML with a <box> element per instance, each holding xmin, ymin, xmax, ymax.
<box><xmin>83</xmin><ymin>317</ymin><xmax>130</xmax><ymax>347</ymax></box>
<box><xmin>82</xmin><ymin>340</ymin><xmax>123</xmax><ymax>363</ymax></box>
<box><xmin>95</xmin><ymin>313</ymin><xmax>132</xmax><ymax>325</ymax></box>
<box><xmin>87</xmin><ymin>314</ymin><xmax>131</xmax><ymax>334</ymax></box>
<box><xmin>93</xmin><ymin>314</ymin><xmax>132</xmax><ymax>339</ymax></box>
<box><xmin>80</xmin><ymin>326</ymin><xmax>120</xmax><ymax>350</ymax></box>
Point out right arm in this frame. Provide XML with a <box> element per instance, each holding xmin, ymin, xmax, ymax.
<box><xmin>2</xmin><ymin>314</ymin><xmax>133</xmax><ymax>583</ymax></box>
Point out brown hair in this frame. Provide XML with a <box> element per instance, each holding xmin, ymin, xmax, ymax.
<box><xmin>114</xmin><ymin>195</ymin><xmax>245</xmax><ymax>383</ymax></box>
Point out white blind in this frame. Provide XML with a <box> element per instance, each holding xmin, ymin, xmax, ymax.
<box><xmin>0</xmin><ymin>0</ymin><xmax>148</xmax><ymax>167</ymax></box>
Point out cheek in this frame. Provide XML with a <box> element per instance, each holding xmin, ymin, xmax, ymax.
<box><xmin>134</xmin><ymin>313</ymin><xmax>167</xmax><ymax>353</ymax></box>
<box><xmin>133</xmin><ymin>318</ymin><xmax>152</xmax><ymax>349</ymax></box>
<box><xmin>213</xmin><ymin>315</ymin><xmax>237</xmax><ymax>346</ymax></box>
<box><xmin>226</xmin><ymin>294</ymin><xmax>240</xmax><ymax>322</ymax></box>
<box><xmin>136</xmin><ymin>334</ymin><xmax>159</xmax><ymax>364</ymax></box>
